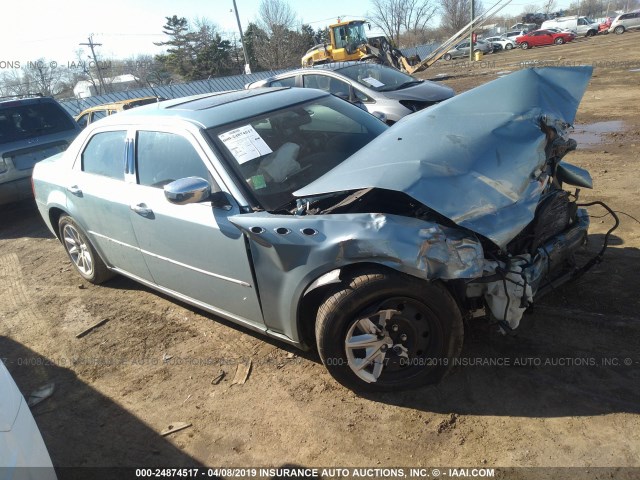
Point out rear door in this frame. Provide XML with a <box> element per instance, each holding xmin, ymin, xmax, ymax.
<box><xmin>127</xmin><ymin>127</ymin><xmax>264</xmax><ymax>328</ymax></box>
<box><xmin>68</xmin><ymin>127</ymin><xmax>152</xmax><ymax>280</ymax></box>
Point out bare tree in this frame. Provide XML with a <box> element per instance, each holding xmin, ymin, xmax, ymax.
<box><xmin>543</xmin><ymin>0</ymin><xmax>558</xmax><ymax>14</ymax></box>
<box><xmin>439</xmin><ymin>0</ymin><xmax>484</xmax><ymax>34</ymax></box>
<box><xmin>257</xmin><ymin>0</ymin><xmax>297</xmax><ymax>34</ymax></box>
<box><xmin>369</xmin><ymin>0</ymin><xmax>437</xmax><ymax>46</ymax></box>
<box><xmin>253</xmin><ymin>0</ymin><xmax>309</xmax><ymax>70</ymax></box>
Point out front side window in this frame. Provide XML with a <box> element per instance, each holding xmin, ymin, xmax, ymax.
<box><xmin>136</xmin><ymin>131</ymin><xmax>212</xmax><ymax>188</ymax></box>
<box><xmin>81</xmin><ymin>130</ymin><xmax>127</xmax><ymax>180</ymax></box>
<box><xmin>208</xmin><ymin>95</ymin><xmax>387</xmax><ymax>211</ymax></box>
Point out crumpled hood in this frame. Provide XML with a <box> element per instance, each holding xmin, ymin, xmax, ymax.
<box><xmin>296</xmin><ymin>67</ymin><xmax>593</xmax><ymax>248</ymax></box>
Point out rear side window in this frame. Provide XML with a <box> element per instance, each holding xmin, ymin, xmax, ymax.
<box><xmin>81</xmin><ymin>130</ymin><xmax>126</xmax><ymax>180</ymax></box>
<box><xmin>0</xmin><ymin>101</ymin><xmax>76</xmax><ymax>145</ymax></box>
<box><xmin>268</xmin><ymin>77</ymin><xmax>296</xmax><ymax>87</ymax></box>
<box><xmin>136</xmin><ymin>131</ymin><xmax>211</xmax><ymax>188</ymax></box>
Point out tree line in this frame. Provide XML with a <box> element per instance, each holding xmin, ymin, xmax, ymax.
<box><xmin>1</xmin><ymin>0</ymin><xmax>632</xmax><ymax>99</ymax></box>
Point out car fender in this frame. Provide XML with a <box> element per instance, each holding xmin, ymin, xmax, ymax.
<box><xmin>229</xmin><ymin>211</ymin><xmax>485</xmax><ymax>345</ymax></box>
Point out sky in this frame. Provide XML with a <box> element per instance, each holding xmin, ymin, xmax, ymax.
<box><xmin>0</xmin><ymin>0</ymin><xmax>577</xmax><ymax>65</ymax></box>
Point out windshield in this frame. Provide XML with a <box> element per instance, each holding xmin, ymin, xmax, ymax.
<box><xmin>336</xmin><ymin>63</ymin><xmax>421</xmax><ymax>92</ymax></box>
<box><xmin>333</xmin><ymin>22</ymin><xmax>367</xmax><ymax>49</ymax></box>
<box><xmin>0</xmin><ymin>101</ymin><xmax>76</xmax><ymax>145</ymax></box>
<box><xmin>208</xmin><ymin>95</ymin><xmax>387</xmax><ymax>211</ymax></box>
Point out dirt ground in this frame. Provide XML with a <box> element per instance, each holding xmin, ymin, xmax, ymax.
<box><xmin>1</xmin><ymin>32</ymin><xmax>639</xmax><ymax>479</ymax></box>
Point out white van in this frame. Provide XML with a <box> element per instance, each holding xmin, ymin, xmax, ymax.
<box><xmin>541</xmin><ymin>16</ymin><xmax>600</xmax><ymax>36</ymax></box>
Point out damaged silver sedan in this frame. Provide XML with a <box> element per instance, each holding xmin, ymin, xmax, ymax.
<box><xmin>33</xmin><ymin>67</ymin><xmax>613</xmax><ymax>391</ymax></box>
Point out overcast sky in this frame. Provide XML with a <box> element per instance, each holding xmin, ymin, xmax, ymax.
<box><xmin>1</xmin><ymin>0</ymin><xmax>574</xmax><ymax>64</ymax></box>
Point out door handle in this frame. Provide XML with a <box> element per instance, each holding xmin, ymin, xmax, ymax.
<box><xmin>130</xmin><ymin>203</ymin><xmax>153</xmax><ymax>217</ymax></box>
<box><xmin>66</xmin><ymin>185</ymin><xmax>83</xmax><ymax>197</ymax></box>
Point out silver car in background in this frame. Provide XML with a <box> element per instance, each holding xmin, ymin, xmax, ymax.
<box><xmin>442</xmin><ymin>39</ymin><xmax>493</xmax><ymax>60</ymax></box>
<box><xmin>609</xmin><ymin>11</ymin><xmax>640</xmax><ymax>34</ymax></box>
<box><xmin>246</xmin><ymin>62</ymin><xmax>455</xmax><ymax>124</ymax></box>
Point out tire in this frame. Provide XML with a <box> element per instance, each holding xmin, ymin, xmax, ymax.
<box><xmin>58</xmin><ymin>215</ymin><xmax>113</xmax><ymax>284</ymax></box>
<box><xmin>315</xmin><ymin>270</ymin><xmax>463</xmax><ymax>392</ymax></box>
<box><xmin>520</xmin><ymin>42</ymin><xmax>529</xmax><ymax>50</ymax></box>
<box><xmin>554</xmin><ymin>37</ymin><xmax>565</xmax><ymax>45</ymax></box>
<box><xmin>443</xmin><ymin>53</ymin><xmax>452</xmax><ymax>61</ymax></box>
<box><xmin>614</xmin><ymin>26</ymin><xmax>625</xmax><ymax>34</ymax></box>
<box><xmin>505</xmin><ymin>43</ymin><xmax>513</xmax><ymax>50</ymax></box>
<box><xmin>586</xmin><ymin>30</ymin><xmax>596</xmax><ymax>37</ymax></box>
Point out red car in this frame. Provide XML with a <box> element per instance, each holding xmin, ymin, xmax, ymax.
<box><xmin>516</xmin><ymin>29</ymin><xmax>575</xmax><ymax>49</ymax></box>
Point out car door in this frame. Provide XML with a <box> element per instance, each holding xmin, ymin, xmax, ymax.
<box><xmin>127</xmin><ymin>127</ymin><xmax>264</xmax><ymax>328</ymax></box>
<box><xmin>69</xmin><ymin>128</ymin><xmax>152</xmax><ymax>280</ymax></box>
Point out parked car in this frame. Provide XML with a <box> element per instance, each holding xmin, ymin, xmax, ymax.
<box><xmin>443</xmin><ymin>39</ymin><xmax>493</xmax><ymax>60</ymax></box>
<box><xmin>33</xmin><ymin>67</ymin><xmax>603</xmax><ymax>392</ymax></box>
<box><xmin>0</xmin><ymin>360</ymin><xmax>57</xmax><ymax>479</ymax></box>
<box><xmin>246</xmin><ymin>62</ymin><xmax>454</xmax><ymax>124</ymax></box>
<box><xmin>484</xmin><ymin>36</ymin><xmax>516</xmax><ymax>50</ymax></box>
<box><xmin>0</xmin><ymin>96</ymin><xmax>81</xmax><ymax>205</ymax></box>
<box><xmin>516</xmin><ymin>29</ymin><xmax>576</xmax><ymax>49</ymax></box>
<box><xmin>500</xmin><ymin>30</ymin><xmax>527</xmax><ymax>42</ymax></box>
<box><xmin>541</xmin><ymin>15</ymin><xmax>599</xmax><ymax>36</ymax></box>
<box><xmin>510</xmin><ymin>22</ymin><xmax>538</xmax><ymax>32</ymax></box>
<box><xmin>75</xmin><ymin>96</ymin><xmax>165</xmax><ymax>129</ymax></box>
<box><xmin>609</xmin><ymin>11</ymin><xmax>640</xmax><ymax>34</ymax></box>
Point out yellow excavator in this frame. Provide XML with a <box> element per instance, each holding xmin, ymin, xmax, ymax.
<box><xmin>301</xmin><ymin>19</ymin><xmax>412</xmax><ymax>69</ymax></box>
<box><xmin>301</xmin><ymin>13</ymin><xmax>505</xmax><ymax>74</ymax></box>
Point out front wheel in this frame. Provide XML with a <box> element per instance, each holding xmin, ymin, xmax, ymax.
<box><xmin>554</xmin><ymin>37</ymin><xmax>565</xmax><ymax>45</ymax></box>
<box><xmin>443</xmin><ymin>53</ymin><xmax>452</xmax><ymax>61</ymax></box>
<box><xmin>315</xmin><ymin>271</ymin><xmax>463</xmax><ymax>392</ymax></box>
<box><xmin>58</xmin><ymin>215</ymin><xmax>113</xmax><ymax>284</ymax></box>
<box><xmin>614</xmin><ymin>26</ymin><xmax>625</xmax><ymax>34</ymax></box>
<box><xmin>505</xmin><ymin>43</ymin><xmax>513</xmax><ymax>50</ymax></box>
<box><xmin>520</xmin><ymin>42</ymin><xmax>529</xmax><ymax>49</ymax></box>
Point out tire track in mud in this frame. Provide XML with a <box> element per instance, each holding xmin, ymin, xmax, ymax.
<box><xmin>0</xmin><ymin>252</ymin><xmax>43</xmax><ymax>337</ymax></box>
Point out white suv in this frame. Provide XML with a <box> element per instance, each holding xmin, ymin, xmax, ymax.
<box><xmin>609</xmin><ymin>12</ymin><xmax>640</xmax><ymax>34</ymax></box>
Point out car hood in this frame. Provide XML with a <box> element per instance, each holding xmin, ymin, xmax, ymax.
<box><xmin>296</xmin><ymin>67</ymin><xmax>593</xmax><ymax>248</ymax></box>
<box><xmin>381</xmin><ymin>81</ymin><xmax>455</xmax><ymax>102</ymax></box>
<box><xmin>0</xmin><ymin>361</ymin><xmax>22</xmax><ymax>432</ymax></box>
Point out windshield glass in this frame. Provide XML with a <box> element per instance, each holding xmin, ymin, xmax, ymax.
<box><xmin>336</xmin><ymin>63</ymin><xmax>420</xmax><ymax>92</ymax></box>
<box><xmin>333</xmin><ymin>22</ymin><xmax>367</xmax><ymax>49</ymax></box>
<box><xmin>0</xmin><ymin>102</ymin><xmax>76</xmax><ymax>145</ymax></box>
<box><xmin>208</xmin><ymin>95</ymin><xmax>387</xmax><ymax>211</ymax></box>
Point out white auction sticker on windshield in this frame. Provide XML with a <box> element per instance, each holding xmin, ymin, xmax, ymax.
<box><xmin>218</xmin><ymin>125</ymin><xmax>273</xmax><ymax>164</ymax></box>
<box><xmin>362</xmin><ymin>76</ymin><xmax>385</xmax><ymax>88</ymax></box>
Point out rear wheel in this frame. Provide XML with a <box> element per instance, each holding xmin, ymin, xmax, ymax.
<box><xmin>520</xmin><ymin>42</ymin><xmax>529</xmax><ymax>49</ymax></box>
<box><xmin>505</xmin><ymin>43</ymin><xmax>513</xmax><ymax>50</ymax></box>
<box><xmin>554</xmin><ymin>37</ymin><xmax>565</xmax><ymax>45</ymax></box>
<box><xmin>315</xmin><ymin>270</ymin><xmax>463</xmax><ymax>392</ymax></box>
<box><xmin>58</xmin><ymin>215</ymin><xmax>113</xmax><ymax>284</ymax></box>
<box><xmin>614</xmin><ymin>26</ymin><xmax>625</xmax><ymax>34</ymax></box>
<box><xmin>443</xmin><ymin>53</ymin><xmax>452</xmax><ymax>61</ymax></box>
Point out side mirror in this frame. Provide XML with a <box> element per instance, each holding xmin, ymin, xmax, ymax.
<box><xmin>164</xmin><ymin>176</ymin><xmax>212</xmax><ymax>205</ymax></box>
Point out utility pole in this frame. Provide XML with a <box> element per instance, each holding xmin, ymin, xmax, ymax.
<box><xmin>469</xmin><ymin>0</ymin><xmax>475</xmax><ymax>61</ymax></box>
<box><xmin>79</xmin><ymin>35</ymin><xmax>107</xmax><ymax>95</ymax></box>
<box><xmin>232</xmin><ymin>0</ymin><xmax>251</xmax><ymax>74</ymax></box>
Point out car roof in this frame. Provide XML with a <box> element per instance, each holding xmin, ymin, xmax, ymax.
<box><xmin>95</xmin><ymin>87</ymin><xmax>331</xmax><ymax>129</ymax></box>
<box><xmin>0</xmin><ymin>96</ymin><xmax>57</xmax><ymax>107</ymax></box>
<box><xmin>77</xmin><ymin>96</ymin><xmax>161</xmax><ymax>114</ymax></box>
